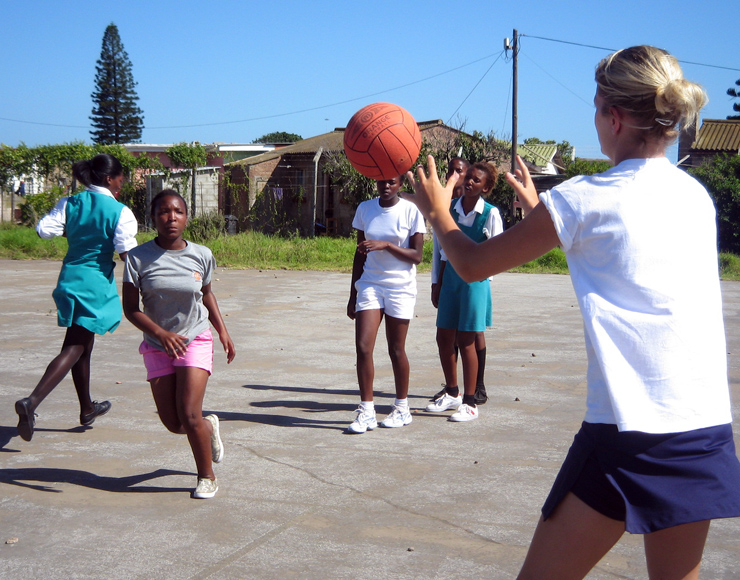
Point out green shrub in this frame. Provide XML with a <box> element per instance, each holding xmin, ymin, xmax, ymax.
<box><xmin>19</xmin><ymin>186</ymin><xmax>66</xmax><ymax>226</ymax></box>
<box><xmin>185</xmin><ymin>212</ymin><xmax>226</xmax><ymax>243</ymax></box>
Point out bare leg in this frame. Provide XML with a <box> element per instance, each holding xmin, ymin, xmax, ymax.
<box><xmin>436</xmin><ymin>327</ymin><xmax>458</xmax><ymax>390</ymax></box>
<box><xmin>175</xmin><ymin>366</ymin><xmax>213</xmax><ymax>480</ymax></box>
<box><xmin>517</xmin><ymin>492</ymin><xmax>625</xmax><ymax>580</ymax></box>
<box><xmin>355</xmin><ymin>309</ymin><xmax>382</xmax><ymax>402</ymax></box>
<box><xmin>385</xmin><ymin>315</ymin><xmax>410</xmax><ymax>399</ymax></box>
<box><xmin>475</xmin><ymin>332</ymin><xmax>486</xmax><ymax>387</ymax></box>
<box><xmin>457</xmin><ymin>330</ymin><xmax>477</xmax><ymax>398</ymax></box>
<box><xmin>644</xmin><ymin>520</ymin><xmax>710</xmax><ymax>580</ymax></box>
<box><xmin>150</xmin><ymin>374</ymin><xmax>185</xmax><ymax>434</ymax></box>
<box><xmin>151</xmin><ymin>369</ymin><xmax>214</xmax><ymax>480</ymax></box>
<box><xmin>25</xmin><ymin>325</ymin><xmax>95</xmax><ymax>413</ymax></box>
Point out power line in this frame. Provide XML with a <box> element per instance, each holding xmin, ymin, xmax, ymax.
<box><xmin>446</xmin><ymin>51</ymin><xmax>505</xmax><ymax>125</ymax></box>
<box><xmin>0</xmin><ymin>53</ymin><xmax>504</xmax><ymax>132</ymax></box>
<box><xmin>521</xmin><ymin>34</ymin><xmax>740</xmax><ymax>73</ymax></box>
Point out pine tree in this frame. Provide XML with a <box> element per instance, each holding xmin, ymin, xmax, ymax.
<box><xmin>728</xmin><ymin>79</ymin><xmax>740</xmax><ymax>120</ymax></box>
<box><xmin>90</xmin><ymin>23</ymin><xmax>144</xmax><ymax>144</ymax></box>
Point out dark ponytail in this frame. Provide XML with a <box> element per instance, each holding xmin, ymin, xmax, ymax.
<box><xmin>72</xmin><ymin>154</ymin><xmax>123</xmax><ymax>188</ymax></box>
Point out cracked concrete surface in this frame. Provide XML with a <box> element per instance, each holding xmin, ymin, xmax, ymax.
<box><xmin>1</xmin><ymin>260</ymin><xmax>739</xmax><ymax>579</ymax></box>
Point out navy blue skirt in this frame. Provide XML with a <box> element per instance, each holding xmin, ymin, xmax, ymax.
<box><xmin>542</xmin><ymin>422</ymin><xmax>740</xmax><ymax>534</ymax></box>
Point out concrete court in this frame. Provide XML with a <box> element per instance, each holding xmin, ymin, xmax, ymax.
<box><xmin>0</xmin><ymin>258</ymin><xmax>738</xmax><ymax>580</ymax></box>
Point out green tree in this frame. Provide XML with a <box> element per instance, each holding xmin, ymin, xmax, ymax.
<box><xmin>90</xmin><ymin>23</ymin><xmax>144</xmax><ymax>144</ymax></box>
<box><xmin>254</xmin><ymin>132</ymin><xmax>302</xmax><ymax>143</ymax></box>
<box><xmin>564</xmin><ymin>158</ymin><xmax>612</xmax><ymax>179</ymax></box>
<box><xmin>728</xmin><ymin>79</ymin><xmax>740</xmax><ymax>120</ymax></box>
<box><xmin>690</xmin><ymin>153</ymin><xmax>740</xmax><ymax>253</ymax></box>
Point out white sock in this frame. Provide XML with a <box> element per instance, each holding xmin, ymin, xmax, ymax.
<box><xmin>394</xmin><ymin>398</ymin><xmax>409</xmax><ymax>409</ymax></box>
<box><xmin>359</xmin><ymin>401</ymin><xmax>375</xmax><ymax>413</ymax></box>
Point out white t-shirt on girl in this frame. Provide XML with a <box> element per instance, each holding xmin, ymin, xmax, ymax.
<box><xmin>352</xmin><ymin>198</ymin><xmax>426</xmax><ymax>290</ymax></box>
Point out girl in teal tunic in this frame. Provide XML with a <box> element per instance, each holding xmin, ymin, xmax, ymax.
<box><xmin>425</xmin><ymin>162</ymin><xmax>503</xmax><ymax>422</ymax></box>
<box><xmin>15</xmin><ymin>154</ymin><xmax>138</xmax><ymax>442</ymax></box>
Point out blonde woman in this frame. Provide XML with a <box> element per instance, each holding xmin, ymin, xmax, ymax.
<box><xmin>406</xmin><ymin>46</ymin><xmax>740</xmax><ymax>579</ymax></box>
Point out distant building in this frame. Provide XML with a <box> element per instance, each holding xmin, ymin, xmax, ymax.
<box><xmin>678</xmin><ymin>119</ymin><xmax>740</xmax><ymax>169</ymax></box>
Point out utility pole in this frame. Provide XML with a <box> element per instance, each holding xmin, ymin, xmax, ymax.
<box><xmin>505</xmin><ymin>29</ymin><xmax>519</xmax><ymax>221</ymax></box>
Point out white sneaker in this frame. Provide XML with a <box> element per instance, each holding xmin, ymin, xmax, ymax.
<box><xmin>425</xmin><ymin>393</ymin><xmax>462</xmax><ymax>413</ymax></box>
<box><xmin>205</xmin><ymin>414</ymin><xmax>223</xmax><ymax>463</ymax></box>
<box><xmin>192</xmin><ymin>477</ymin><xmax>218</xmax><ymax>499</ymax></box>
<box><xmin>449</xmin><ymin>403</ymin><xmax>479</xmax><ymax>422</ymax></box>
<box><xmin>347</xmin><ymin>408</ymin><xmax>378</xmax><ymax>434</ymax></box>
<box><xmin>380</xmin><ymin>406</ymin><xmax>412</xmax><ymax>428</ymax></box>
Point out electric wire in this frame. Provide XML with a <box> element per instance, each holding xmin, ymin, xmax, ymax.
<box><xmin>446</xmin><ymin>51</ymin><xmax>505</xmax><ymax>125</ymax></box>
<box><xmin>0</xmin><ymin>53</ymin><xmax>503</xmax><ymax>132</ymax></box>
<box><xmin>522</xmin><ymin>34</ymin><xmax>740</xmax><ymax>72</ymax></box>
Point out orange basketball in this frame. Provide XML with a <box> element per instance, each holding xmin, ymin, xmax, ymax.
<box><xmin>343</xmin><ymin>102</ymin><xmax>422</xmax><ymax>180</ymax></box>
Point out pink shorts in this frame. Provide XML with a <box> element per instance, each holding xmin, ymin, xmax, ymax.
<box><xmin>139</xmin><ymin>328</ymin><xmax>213</xmax><ymax>381</ymax></box>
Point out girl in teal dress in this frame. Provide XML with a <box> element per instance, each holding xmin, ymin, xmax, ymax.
<box><xmin>425</xmin><ymin>162</ymin><xmax>502</xmax><ymax>422</ymax></box>
<box><xmin>15</xmin><ymin>154</ymin><xmax>138</xmax><ymax>441</ymax></box>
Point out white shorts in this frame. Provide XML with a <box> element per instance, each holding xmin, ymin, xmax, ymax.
<box><xmin>355</xmin><ymin>280</ymin><xmax>416</xmax><ymax>320</ymax></box>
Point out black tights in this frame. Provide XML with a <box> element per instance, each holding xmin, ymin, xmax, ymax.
<box><xmin>26</xmin><ymin>325</ymin><xmax>96</xmax><ymax>415</ymax></box>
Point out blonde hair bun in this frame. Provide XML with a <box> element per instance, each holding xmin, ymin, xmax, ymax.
<box><xmin>596</xmin><ymin>46</ymin><xmax>707</xmax><ymax>142</ymax></box>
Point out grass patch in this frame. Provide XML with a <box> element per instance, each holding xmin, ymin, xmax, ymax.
<box><xmin>2</xmin><ymin>224</ymin><xmax>739</xmax><ymax>280</ymax></box>
<box><xmin>511</xmin><ymin>247</ymin><xmax>569</xmax><ymax>274</ymax></box>
<box><xmin>0</xmin><ymin>223</ymin><xmax>68</xmax><ymax>260</ymax></box>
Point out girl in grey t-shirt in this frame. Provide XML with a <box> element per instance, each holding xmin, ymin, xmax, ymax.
<box><xmin>123</xmin><ymin>190</ymin><xmax>235</xmax><ymax>499</ymax></box>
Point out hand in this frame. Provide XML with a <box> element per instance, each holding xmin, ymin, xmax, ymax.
<box><xmin>505</xmin><ymin>155</ymin><xmax>540</xmax><ymax>215</ymax></box>
<box><xmin>159</xmin><ymin>331</ymin><xmax>189</xmax><ymax>359</ymax></box>
<box><xmin>402</xmin><ymin>155</ymin><xmax>456</xmax><ymax>220</ymax></box>
<box><xmin>431</xmin><ymin>283</ymin><xmax>440</xmax><ymax>309</ymax></box>
<box><xmin>347</xmin><ymin>296</ymin><xmax>356</xmax><ymax>320</ymax></box>
<box><xmin>220</xmin><ymin>332</ymin><xmax>236</xmax><ymax>364</ymax></box>
<box><xmin>357</xmin><ymin>239</ymin><xmax>389</xmax><ymax>254</ymax></box>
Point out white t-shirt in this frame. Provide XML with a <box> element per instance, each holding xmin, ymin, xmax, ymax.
<box><xmin>541</xmin><ymin>157</ymin><xmax>730</xmax><ymax>433</ymax></box>
<box><xmin>352</xmin><ymin>197</ymin><xmax>426</xmax><ymax>289</ymax></box>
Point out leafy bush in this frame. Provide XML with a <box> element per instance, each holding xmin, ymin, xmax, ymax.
<box><xmin>19</xmin><ymin>186</ymin><xmax>66</xmax><ymax>226</ymax></box>
<box><xmin>185</xmin><ymin>212</ymin><xmax>226</xmax><ymax>243</ymax></box>
<box><xmin>690</xmin><ymin>154</ymin><xmax>740</xmax><ymax>254</ymax></box>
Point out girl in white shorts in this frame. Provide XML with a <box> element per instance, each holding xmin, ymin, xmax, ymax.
<box><xmin>346</xmin><ymin>175</ymin><xmax>426</xmax><ymax>433</ymax></box>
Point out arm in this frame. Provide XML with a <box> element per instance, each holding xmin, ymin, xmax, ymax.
<box><xmin>432</xmin><ymin>259</ymin><xmax>446</xmax><ymax>309</ymax></box>
<box><xmin>202</xmin><ymin>283</ymin><xmax>235</xmax><ymax>364</ymax></box>
<box><xmin>36</xmin><ymin>198</ymin><xmax>68</xmax><ymax>239</ymax></box>
<box><xmin>357</xmin><ymin>232</ymin><xmax>424</xmax><ymax>266</ymax></box>
<box><xmin>122</xmin><ymin>281</ymin><xmax>189</xmax><ymax>359</ymax></box>
<box><xmin>113</xmin><ymin>206</ymin><xmax>139</xmax><ymax>255</ymax></box>
<box><xmin>405</xmin><ymin>156</ymin><xmax>559</xmax><ymax>282</ymax></box>
<box><xmin>347</xmin><ymin>230</ymin><xmax>367</xmax><ymax>320</ymax></box>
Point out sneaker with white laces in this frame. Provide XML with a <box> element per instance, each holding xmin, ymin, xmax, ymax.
<box><xmin>347</xmin><ymin>408</ymin><xmax>378</xmax><ymax>434</ymax></box>
<box><xmin>425</xmin><ymin>393</ymin><xmax>462</xmax><ymax>413</ymax></box>
<box><xmin>380</xmin><ymin>406</ymin><xmax>412</xmax><ymax>428</ymax></box>
<box><xmin>449</xmin><ymin>403</ymin><xmax>479</xmax><ymax>422</ymax></box>
<box><xmin>205</xmin><ymin>414</ymin><xmax>223</xmax><ymax>463</ymax></box>
<box><xmin>192</xmin><ymin>477</ymin><xmax>218</xmax><ymax>499</ymax></box>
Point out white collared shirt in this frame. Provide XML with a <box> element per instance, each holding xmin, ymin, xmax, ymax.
<box><xmin>436</xmin><ymin>197</ymin><xmax>503</xmax><ymax>265</ymax></box>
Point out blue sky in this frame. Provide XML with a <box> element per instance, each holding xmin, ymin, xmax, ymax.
<box><xmin>2</xmin><ymin>0</ymin><xmax>738</xmax><ymax>160</ymax></box>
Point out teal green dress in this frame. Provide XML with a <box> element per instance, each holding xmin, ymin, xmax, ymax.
<box><xmin>52</xmin><ymin>190</ymin><xmax>126</xmax><ymax>334</ymax></box>
<box><xmin>436</xmin><ymin>199</ymin><xmax>494</xmax><ymax>332</ymax></box>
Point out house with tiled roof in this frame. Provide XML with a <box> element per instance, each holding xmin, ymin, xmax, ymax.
<box><xmin>678</xmin><ymin>119</ymin><xmax>740</xmax><ymax>168</ymax></box>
